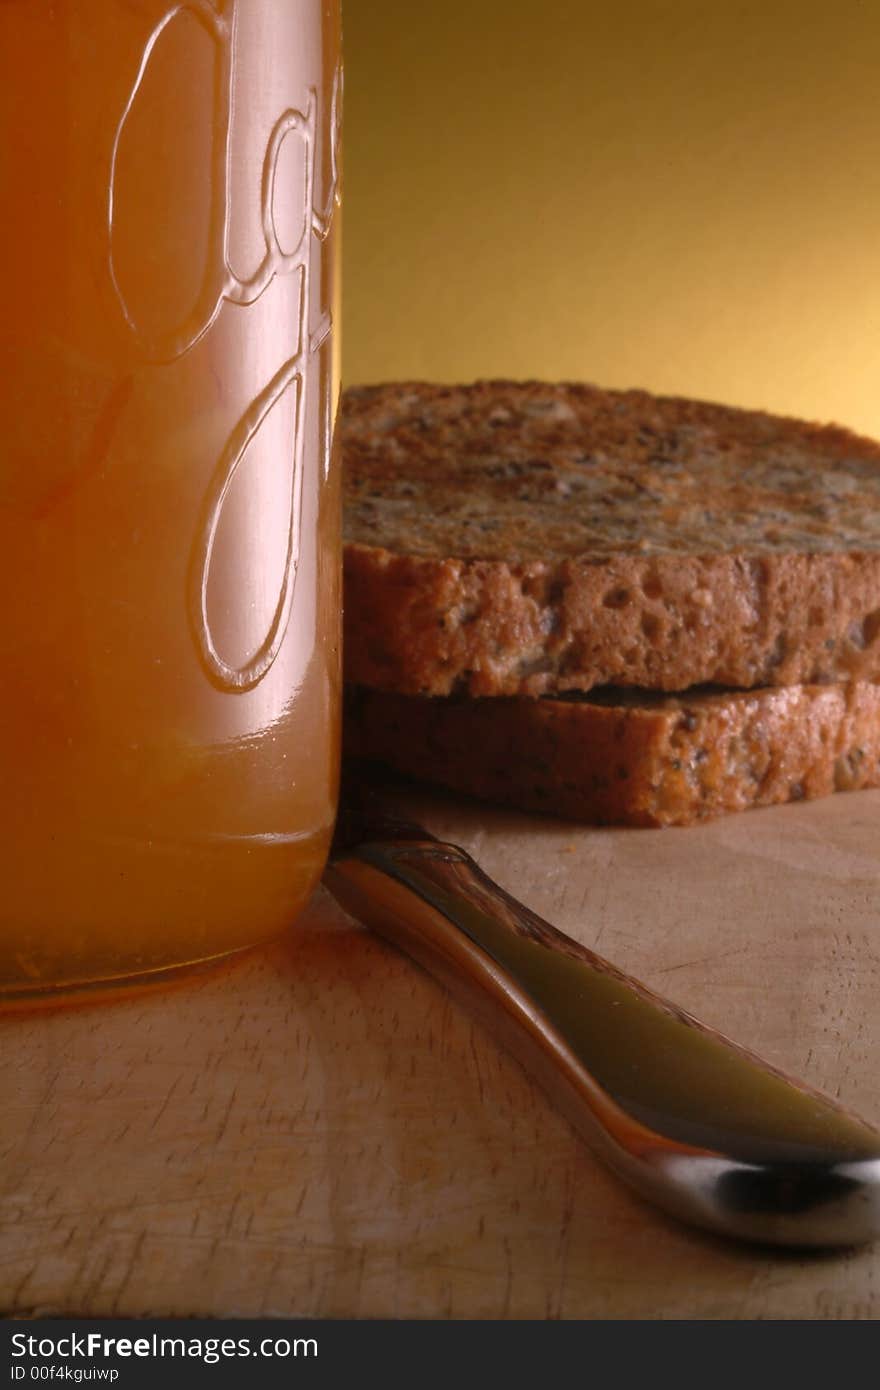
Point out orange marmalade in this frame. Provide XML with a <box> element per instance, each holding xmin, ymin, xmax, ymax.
<box><xmin>0</xmin><ymin>0</ymin><xmax>342</xmax><ymax>997</ymax></box>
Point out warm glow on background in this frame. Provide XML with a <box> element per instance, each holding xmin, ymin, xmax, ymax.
<box><xmin>343</xmin><ymin>0</ymin><xmax>880</xmax><ymax>438</ymax></box>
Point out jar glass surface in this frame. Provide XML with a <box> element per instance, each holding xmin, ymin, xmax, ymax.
<box><xmin>0</xmin><ymin>0</ymin><xmax>342</xmax><ymax>998</ymax></box>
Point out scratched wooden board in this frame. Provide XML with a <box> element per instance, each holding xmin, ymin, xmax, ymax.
<box><xmin>2</xmin><ymin>787</ymin><xmax>879</xmax><ymax>1320</ymax></box>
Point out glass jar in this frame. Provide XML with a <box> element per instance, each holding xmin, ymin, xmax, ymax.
<box><xmin>0</xmin><ymin>0</ymin><xmax>342</xmax><ymax>1000</ymax></box>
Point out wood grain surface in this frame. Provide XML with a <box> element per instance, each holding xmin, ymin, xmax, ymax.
<box><xmin>2</xmin><ymin>787</ymin><xmax>879</xmax><ymax>1320</ymax></box>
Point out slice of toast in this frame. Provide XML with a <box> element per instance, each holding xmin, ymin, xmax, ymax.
<box><xmin>344</xmin><ymin>681</ymin><xmax>880</xmax><ymax>828</ymax></box>
<box><xmin>343</xmin><ymin>381</ymin><xmax>880</xmax><ymax>697</ymax></box>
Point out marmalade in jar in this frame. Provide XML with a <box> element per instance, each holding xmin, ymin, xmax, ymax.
<box><xmin>0</xmin><ymin>0</ymin><xmax>342</xmax><ymax>998</ymax></box>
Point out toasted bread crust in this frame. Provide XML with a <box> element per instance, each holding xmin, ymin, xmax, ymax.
<box><xmin>344</xmin><ymin>682</ymin><xmax>880</xmax><ymax>828</ymax></box>
<box><xmin>345</xmin><ymin>544</ymin><xmax>880</xmax><ymax>696</ymax></box>
<box><xmin>342</xmin><ymin>382</ymin><xmax>880</xmax><ymax>696</ymax></box>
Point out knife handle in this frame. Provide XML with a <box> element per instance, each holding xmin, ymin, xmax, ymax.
<box><xmin>325</xmin><ymin>837</ymin><xmax>880</xmax><ymax>1248</ymax></box>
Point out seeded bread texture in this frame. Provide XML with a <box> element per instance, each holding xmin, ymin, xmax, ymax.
<box><xmin>342</xmin><ymin>381</ymin><xmax>880</xmax><ymax>697</ymax></box>
<box><xmin>344</xmin><ymin>682</ymin><xmax>880</xmax><ymax>828</ymax></box>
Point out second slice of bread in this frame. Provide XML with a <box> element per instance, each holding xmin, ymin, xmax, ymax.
<box><xmin>344</xmin><ymin>681</ymin><xmax>880</xmax><ymax>827</ymax></box>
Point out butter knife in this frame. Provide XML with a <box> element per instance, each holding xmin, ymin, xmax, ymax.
<box><xmin>324</xmin><ymin>775</ymin><xmax>880</xmax><ymax>1248</ymax></box>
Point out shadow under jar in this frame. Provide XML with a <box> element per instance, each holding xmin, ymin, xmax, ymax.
<box><xmin>0</xmin><ymin>0</ymin><xmax>342</xmax><ymax>1000</ymax></box>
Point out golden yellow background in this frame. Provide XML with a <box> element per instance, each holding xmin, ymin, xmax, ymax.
<box><xmin>343</xmin><ymin>0</ymin><xmax>880</xmax><ymax>437</ymax></box>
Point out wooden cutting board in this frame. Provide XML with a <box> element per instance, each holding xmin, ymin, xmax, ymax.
<box><xmin>2</xmin><ymin>786</ymin><xmax>879</xmax><ymax>1320</ymax></box>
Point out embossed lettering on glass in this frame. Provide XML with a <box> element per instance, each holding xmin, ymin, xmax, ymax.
<box><xmin>0</xmin><ymin>0</ymin><xmax>342</xmax><ymax>999</ymax></box>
